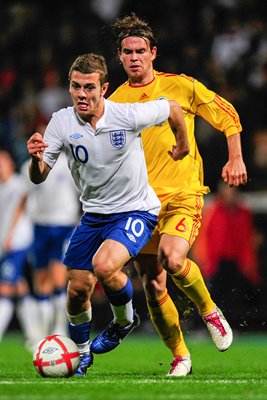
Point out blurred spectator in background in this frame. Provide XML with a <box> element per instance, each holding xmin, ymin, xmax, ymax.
<box><xmin>0</xmin><ymin>58</ymin><xmax>18</xmax><ymax>155</ymax></box>
<box><xmin>192</xmin><ymin>181</ymin><xmax>261</xmax><ymax>328</ymax></box>
<box><xmin>91</xmin><ymin>0</ymin><xmax>124</xmax><ymax>23</ymax></box>
<box><xmin>36</xmin><ymin>66</ymin><xmax>71</xmax><ymax>121</ymax></box>
<box><xmin>210</xmin><ymin>16</ymin><xmax>250</xmax><ymax>72</ymax></box>
<box><xmin>0</xmin><ymin>150</ymin><xmax>36</xmax><ymax>348</ymax></box>
<box><xmin>249</xmin><ymin>127</ymin><xmax>267</xmax><ymax>191</ymax></box>
<box><xmin>247</xmin><ymin>62</ymin><xmax>267</xmax><ymax>132</ymax></box>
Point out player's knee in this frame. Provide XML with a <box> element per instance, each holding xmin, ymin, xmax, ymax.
<box><xmin>158</xmin><ymin>247</ymin><xmax>185</xmax><ymax>273</ymax></box>
<box><xmin>92</xmin><ymin>256</ymin><xmax>114</xmax><ymax>283</ymax></box>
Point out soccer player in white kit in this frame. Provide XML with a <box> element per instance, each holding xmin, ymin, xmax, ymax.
<box><xmin>0</xmin><ymin>151</ymin><xmax>34</xmax><ymax>346</ymax></box>
<box><xmin>27</xmin><ymin>53</ymin><xmax>189</xmax><ymax>376</ymax></box>
<box><xmin>20</xmin><ymin>152</ymin><xmax>80</xmax><ymax>342</ymax></box>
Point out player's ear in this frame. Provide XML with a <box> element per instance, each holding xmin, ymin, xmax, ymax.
<box><xmin>68</xmin><ymin>78</ymin><xmax>72</xmax><ymax>93</ymax></box>
<box><xmin>101</xmin><ymin>82</ymin><xmax>109</xmax><ymax>96</ymax></box>
<box><xmin>151</xmin><ymin>46</ymin><xmax>157</xmax><ymax>61</ymax></box>
<box><xmin>117</xmin><ymin>49</ymin><xmax>123</xmax><ymax>64</ymax></box>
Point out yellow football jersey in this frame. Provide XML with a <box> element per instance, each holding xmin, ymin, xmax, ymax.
<box><xmin>109</xmin><ymin>71</ymin><xmax>242</xmax><ymax>197</ymax></box>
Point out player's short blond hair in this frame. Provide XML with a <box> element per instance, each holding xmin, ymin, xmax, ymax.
<box><xmin>68</xmin><ymin>53</ymin><xmax>108</xmax><ymax>86</ymax></box>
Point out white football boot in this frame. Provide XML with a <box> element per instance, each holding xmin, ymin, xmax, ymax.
<box><xmin>166</xmin><ymin>354</ymin><xmax>192</xmax><ymax>377</ymax></box>
<box><xmin>202</xmin><ymin>306</ymin><xmax>233</xmax><ymax>351</ymax></box>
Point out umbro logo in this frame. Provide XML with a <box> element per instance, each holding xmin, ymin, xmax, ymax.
<box><xmin>138</xmin><ymin>93</ymin><xmax>149</xmax><ymax>101</ymax></box>
<box><xmin>43</xmin><ymin>346</ymin><xmax>59</xmax><ymax>354</ymax></box>
<box><xmin>126</xmin><ymin>233</ymin><xmax>136</xmax><ymax>243</ymax></box>
<box><xmin>70</xmin><ymin>133</ymin><xmax>83</xmax><ymax>139</ymax></box>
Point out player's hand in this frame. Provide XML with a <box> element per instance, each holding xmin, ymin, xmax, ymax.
<box><xmin>168</xmin><ymin>145</ymin><xmax>189</xmax><ymax>161</ymax></box>
<box><xmin>27</xmin><ymin>132</ymin><xmax>48</xmax><ymax>161</ymax></box>
<box><xmin>221</xmin><ymin>158</ymin><xmax>248</xmax><ymax>187</ymax></box>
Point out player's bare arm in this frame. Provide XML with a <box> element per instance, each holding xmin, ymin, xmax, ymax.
<box><xmin>3</xmin><ymin>195</ymin><xmax>28</xmax><ymax>252</ymax></box>
<box><xmin>27</xmin><ymin>132</ymin><xmax>51</xmax><ymax>184</ymax></box>
<box><xmin>167</xmin><ymin>100</ymin><xmax>190</xmax><ymax>161</ymax></box>
<box><xmin>221</xmin><ymin>133</ymin><xmax>247</xmax><ymax>187</ymax></box>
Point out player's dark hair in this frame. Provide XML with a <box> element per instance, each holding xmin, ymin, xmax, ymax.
<box><xmin>111</xmin><ymin>13</ymin><xmax>157</xmax><ymax>51</ymax></box>
<box><xmin>68</xmin><ymin>53</ymin><xmax>108</xmax><ymax>86</ymax></box>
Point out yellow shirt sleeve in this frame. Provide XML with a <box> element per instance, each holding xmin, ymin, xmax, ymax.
<box><xmin>109</xmin><ymin>72</ymin><xmax>242</xmax><ymax>196</ymax></box>
<box><xmin>192</xmin><ymin>78</ymin><xmax>242</xmax><ymax>136</ymax></box>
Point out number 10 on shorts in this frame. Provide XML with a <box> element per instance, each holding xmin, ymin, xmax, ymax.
<box><xmin>125</xmin><ymin>217</ymin><xmax>145</xmax><ymax>238</ymax></box>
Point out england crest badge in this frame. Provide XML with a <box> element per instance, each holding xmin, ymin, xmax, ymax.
<box><xmin>109</xmin><ymin>130</ymin><xmax>126</xmax><ymax>149</ymax></box>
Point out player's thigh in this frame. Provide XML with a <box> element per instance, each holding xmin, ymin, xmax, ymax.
<box><xmin>140</xmin><ymin>194</ymin><xmax>203</xmax><ymax>257</ymax></box>
<box><xmin>159</xmin><ymin>194</ymin><xmax>203</xmax><ymax>247</ymax></box>
<box><xmin>15</xmin><ymin>278</ymin><xmax>30</xmax><ymax>297</ymax></box>
<box><xmin>94</xmin><ymin>210</ymin><xmax>158</xmax><ymax>277</ymax></box>
<box><xmin>32</xmin><ymin>267</ymin><xmax>54</xmax><ymax>295</ymax></box>
<box><xmin>158</xmin><ymin>233</ymin><xmax>190</xmax><ymax>270</ymax></box>
<box><xmin>63</xmin><ymin>213</ymin><xmax>104</xmax><ymax>271</ymax></box>
<box><xmin>93</xmin><ymin>239</ymin><xmax>131</xmax><ymax>278</ymax></box>
<box><xmin>50</xmin><ymin>260</ymin><xmax>67</xmax><ymax>288</ymax></box>
<box><xmin>0</xmin><ymin>281</ymin><xmax>15</xmax><ymax>296</ymax></box>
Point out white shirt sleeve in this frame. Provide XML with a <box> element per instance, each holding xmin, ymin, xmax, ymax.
<box><xmin>130</xmin><ymin>99</ymin><xmax>170</xmax><ymax>132</ymax></box>
<box><xmin>43</xmin><ymin>112</ymin><xmax>65</xmax><ymax>168</ymax></box>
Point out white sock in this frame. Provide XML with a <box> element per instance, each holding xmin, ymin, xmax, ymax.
<box><xmin>0</xmin><ymin>297</ymin><xmax>15</xmax><ymax>340</ymax></box>
<box><xmin>67</xmin><ymin>308</ymin><xmax>92</xmax><ymax>325</ymax></box>
<box><xmin>16</xmin><ymin>295</ymin><xmax>41</xmax><ymax>349</ymax></box>
<box><xmin>111</xmin><ymin>300</ymin><xmax>134</xmax><ymax>326</ymax></box>
<box><xmin>37</xmin><ymin>298</ymin><xmax>54</xmax><ymax>336</ymax></box>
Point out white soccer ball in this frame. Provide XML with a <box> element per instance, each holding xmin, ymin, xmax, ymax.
<box><xmin>33</xmin><ymin>334</ymin><xmax>80</xmax><ymax>378</ymax></box>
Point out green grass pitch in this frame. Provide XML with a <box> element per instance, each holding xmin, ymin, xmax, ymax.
<box><xmin>0</xmin><ymin>332</ymin><xmax>267</xmax><ymax>400</ymax></box>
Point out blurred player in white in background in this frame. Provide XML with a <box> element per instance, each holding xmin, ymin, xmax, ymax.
<box><xmin>21</xmin><ymin>150</ymin><xmax>80</xmax><ymax>343</ymax></box>
<box><xmin>0</xmin><ymin>151</ymin><xmax>35</xmax><ymax>346</ymax></box>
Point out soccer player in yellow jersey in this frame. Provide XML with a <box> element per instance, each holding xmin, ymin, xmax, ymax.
<box><xmin>93</xmin><ymin>14</ymin><xmax>247</xmax><ymax>376</ymax></box>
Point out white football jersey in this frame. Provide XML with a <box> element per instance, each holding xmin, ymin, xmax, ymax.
<box><xmin>21</xmin><ymin>153</ymin><xmax>80</xmax><ymax>225</ymax></box>
<box><xmin>43</xmin><ymin>99</ymin><xmax>170</xmax><ymax>215</ymax></box>
<box><xmin>0</xmin><ymin>173</ymin><xmax>33</xmax><ymax>255</ymax></box>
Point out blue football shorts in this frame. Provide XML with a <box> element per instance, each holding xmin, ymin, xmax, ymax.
<box><xmin>30</xmin><ymin>224</ymin><xmax>75</xmax><ymax>270</ymax></box>
<box><xmin>63</xmin><ymin>211</ymin><xmax>158</xmax><ymax>271</ymax></box>
<box><xmin>0</xmin><ymin>249</ymin><xmax>29</xmax><ymax>283</ymax></box>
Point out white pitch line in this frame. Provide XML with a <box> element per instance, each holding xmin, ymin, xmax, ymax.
<box><xmin>0</xmin><ymin>378</ymin><xmax>266</xmax><ymax>385</ymax></box>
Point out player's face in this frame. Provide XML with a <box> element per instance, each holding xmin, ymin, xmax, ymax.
<box><xmin>69</xmin><ymin>71</ymin><xmax>109</xmax><ymax>121</ymax></box>
<box><xmin>118</xmin><ymin>37</ymin><xmax>157</xmax><ymax>85</ymax></box>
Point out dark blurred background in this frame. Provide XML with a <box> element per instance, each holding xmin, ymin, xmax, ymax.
<box><xmin>1</xmin><ymin>0</ymin><xmax>267</xmax><ymax>334</ymax></box>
